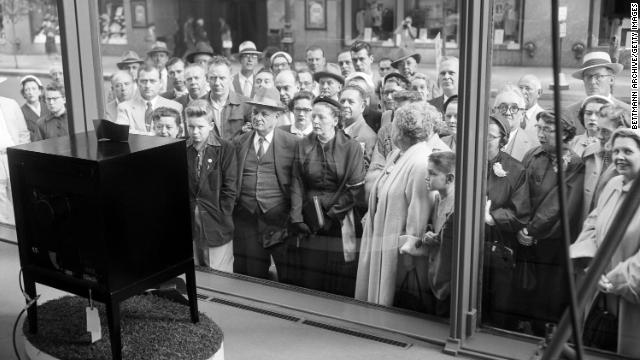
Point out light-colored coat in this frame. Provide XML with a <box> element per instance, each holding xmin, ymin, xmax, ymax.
<box><xmin>116</xmin><ymin>95</ymin><xmax>183</xmax><ymax>135</ymax></box>
<box><xmin>571</xmin><ymin>176</ymin><xmax>640</xmax><ymax>357</ymax></box>
<box><xmin>0</xmin><ymin>96</ymin><xmax>30</xmax><ymax>146</ymax></box>
<box><xmin>104</xmin><ymin>99</ymin><xmax>118</xmax><ymax>122</ymax></box>
<box><xmin>503</xmin><ymin>127</ymin><xmax>535</xmax><ymax>162</ymax></box>
<box><xmin>355</xmin><ymin>141</ymin><xmax>435</xmax><ymax>306</ymax></box>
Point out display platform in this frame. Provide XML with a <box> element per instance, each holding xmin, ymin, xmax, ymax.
<box><xmin>22</xmin><ymin>295</ymin><xmax>223</xmax><ymax>360</ymax></box>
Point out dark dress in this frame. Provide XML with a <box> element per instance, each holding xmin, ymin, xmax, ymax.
<box><xmin>21</xmin><ymin>102</ymin><xmax>46</xmax><ymax>142</ymax></box>
<box><xmin>482</xmin><ymin>151</ymin><xmax>530</xmax><ymax>330</ymax></box>
<box><xmin>290</xmin><ymin>130</ymin><xmax>365</xmax><ymax>296</ymax></box>
<box><xmin>519</xmin><ymin>146</ymin><xmax>584</xmax><ymax>335</ymax></box>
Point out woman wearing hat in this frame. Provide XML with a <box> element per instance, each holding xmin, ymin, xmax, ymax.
<box><xmin>290</xmin><ymin>97</ymin><xmax>365</xmax><ymax>296</ymax></box>
<box><xmin>482</xmin><ymin>115</ymin><xmax>531</xmax><ymax>331</ymax></box>
<box><xmin>515</xmin><ymin>110</ymin><xmax>585</xmax><ymax>335</ymax></box>
<box><xmin>19</xmin><ymin>75</ymin><xmax>47</xmax><ymax>141</ymax></box>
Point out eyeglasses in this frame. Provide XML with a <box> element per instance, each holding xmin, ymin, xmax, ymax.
<box><xmin>583</xmin><ymin>73</ymin><xmax>612</xmax><ymax>82</ymax></box>
<box><xmin>494</xmin><ymin>103</ymin><xmax>524</xmax><ymax>114</ymax></box>
<box><xmin>534</xmin><ymin>124</ymin><xmax>556</xmax><ymax>134</ymax></box>
<box><xmin>45</xmin><ymin>96</ymin><xmax>62</xmax><ymax>102</ymax></box>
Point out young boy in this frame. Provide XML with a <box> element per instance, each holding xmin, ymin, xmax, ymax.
<box><xmin>185</xmin><ymin>100</ymin><xmax>238</xmax><ymax>272</ymax></box>
<box><xmin>423</xmin><ymin>151</ymin><xmax>456</xmax><ymax>317</ymax></box>
<box><xmin>152</xmin><ymin>106</ymin><xmax>182</xmax><ymax>138</ymax></box>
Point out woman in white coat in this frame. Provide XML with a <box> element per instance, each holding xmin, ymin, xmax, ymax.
<box><xmin>570</xmin><ymin>128</ymin><xmax>640</xmax><ymax>357</ymax></box>
<box><xmin>356</xmin><ymin>102</ymin><xmax>449</xmax><ymax>310</ymax></box>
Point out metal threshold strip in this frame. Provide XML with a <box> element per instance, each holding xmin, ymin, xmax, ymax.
<box><xmin>195</xmin><ymin>290</ymin><xmax>411</xmax><ymax>349</ymax></box>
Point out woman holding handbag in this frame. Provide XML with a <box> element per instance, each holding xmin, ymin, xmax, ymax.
<box><xmin>517</xmin><ymin>110</ymin><xmax>585</xmax><ymax>336</ymax></box>
<box><xmin>290</xmin><ymin>97</ymin><xmax>366</xmax><ymax>297</ymax></box>
<box><xmin>482</xmin><ymin>115</ymin><xmax>531</xmax><ymax>330</ymax></box>
<box><xmin>571</xmin><ymin>128</ymin><xmax>640</xmax><ymax>357</ymax></box>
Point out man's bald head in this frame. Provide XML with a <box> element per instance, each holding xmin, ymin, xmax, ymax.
<box><xmin>110</xmin><ymin>70</ymin><xmax>134</xmax><ymax>102</ymax></box>
<box><xmin>518</xmin><ymin>74</ymin><xmax>543</xmax><ymax>110</ymax></box>
<box><xmin>275</xmin><ymin>69</ymin><xmax>299</xmax><ymax>107</ymax></box>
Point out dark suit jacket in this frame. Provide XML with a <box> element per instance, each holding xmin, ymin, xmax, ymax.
<box><xmin>209</xmin><ymin>91</ymin><xmax>252</xmax><ymax>141</ymax></box>
<box><xmin>233</xmin><ymin>128</ymin><xmax>299</xmax><ymax>205</ymax></box>
<box><xmin>187</xmin><ymin>134</ymin><xmax>238</xmax><ymax>247</ymax></box>
<box><xmin>429</xmin><ymin>94</ymin><xmax>445</xmax><ymax>112</ymax></box>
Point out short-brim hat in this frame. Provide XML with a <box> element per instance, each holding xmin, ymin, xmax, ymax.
<box><xmin>245</xmin><ymin>87</ymin><xmax>286</xmax><ymax>111</ymax></box>
<box><xmin>391</xmin><ymin>48</ymin><xmax>421</xmax><ymax>69</ymax></box>
<box><xmin>116</xmin><ymin>50</ymin><xmax>144</xmax><ymax>69</ymax></box>
<box><xmin>383</xmin><ymin>72</ymin><xmax>410</xmax><ymax>87</ymax></box>
<box><xmin>313</xmin><ymin>63</ymin><xmax>345</xmax><ymax>85</ymax></box>
<box><xmin>238</xmin><ymin>41</ymin><xmax>262</xmax><ymax>56</ymax></box>
<box><xmin>20</xmin><ymin>75</ymin><xmax>43</xmax><ymax>87</ymax></box>
<box><xmin>270</xmin><ymin>51</ymin><xmax>292</xmax><ymax>64</ymax></box>
<box><xmin>313</xmin><ymin>96</ymin><xmax>342</xmax><ymax>110</ymax></box>
<box><xmin>489</xmin><ymin>115</ymin><xmax>511</xmax><ymax>139</ymax></box>
<box><xmin>345</xmin><ymin>72</ymin><xmax>374</xmax><ymax>91</ymax></box>
<box><xmin>571</xmin><ymin>51</ymin><xmax>623</xmax><ymax>80</ymax></box>
<box><xmin>185</xmin><ymin>42</ymin><xmax>214</xmax><ymax>63</ymax></box>
<box><xmin>147</xmin><ymin>42</ymin><xmax>171</xmax><ymax>56</ymax></box>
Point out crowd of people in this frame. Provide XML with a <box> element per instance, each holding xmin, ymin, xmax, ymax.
<box><xmin>0</xmin><ymin>37</ymin><xmax>638</xmax><ymax>356</ymax></box>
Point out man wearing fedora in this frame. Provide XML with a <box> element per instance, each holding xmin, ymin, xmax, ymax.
<box><xmin>206</xmin><ymin>56</ymin><xmax>252</xmax><ymax>141</ymax></box>
<box><xmin>567</xmin><ymin>51</ymin><xmax>630</xmax><ymax>135</ymax></box>
<box><xmin>117</xmin><ymin>50</ymin><xmax>145</xmax><ymax>81</ymax></box>
<box><xmin>147</xmin><ymin>42</ymin><xmax>171</xmax><ymax>93</ymax></box>
<box><xmin>185</xmin><ymin>41</ymin><xmax>214</xmax><ymax>67</ymax></box>
<box><xmin>232</xmin><ymin>41</ymin><xmax>262</xmax><ymax>98</ymax></box>
<box><xmin>232</xmin><ymin>87</ymin><xmax>298</xmax><ymax>280</ymax></box>
<box><xmin>391</xmin><ymin>49</ymin><xmax>421</xmax><ymax>80</ymax></box>
<box><xmin>314</xmin><ymin>63</ymin><xmax>344</xmax><ymax>101</ymax></box>
<box><xmin>116</xmin><ymin>65</ymin><xmax>182</xmax><ymax>135</ymax></box>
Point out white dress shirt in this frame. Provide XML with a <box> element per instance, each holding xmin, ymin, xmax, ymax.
<box><xmin>253</xmin><ymin>130</ymin><xmax>275</xmax><ymax>154</ymax></box>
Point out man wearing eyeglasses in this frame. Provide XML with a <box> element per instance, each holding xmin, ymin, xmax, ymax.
<box><xmin>37</xmin><ymin>84</ymin><xmax>68</xmax><ymax>140</ymax></box>
<box><xmin>232</xmin><ymin>41</ymin><xmax>262</xmax><ymax>98</ymax></box>
<box><xmin>567</xmin><ymin>51</ymin><xmax>630</xmax><ymax>135</ymax></box>
<box><xmin>492</xmin><ymin>86</ymin><xmax>536</xmax><ymax>162</ymax></box>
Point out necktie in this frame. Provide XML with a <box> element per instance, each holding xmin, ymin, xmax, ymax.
<box><xmin>243</xmin><ymin>79</ymin><xmax>251</xmax><ymax>97</ymax></box>
<box><xmin>257</xmin><ymin>136</ymin><xmax>265</xmax><ymax>159</ymax></box>
<box><xmin>145</xmin><ymin>101</ymin><xmax>153</xmax><ymax>132</ymax></box>
<box><xmin>600</xmin><ymin>151</ymin><xmax>611</xmax><ymax>175</ymax></box>
<box><xmin>520</xmin><ymin>113</ymin><xmax>527</xmax><ymax>130</ymax></box>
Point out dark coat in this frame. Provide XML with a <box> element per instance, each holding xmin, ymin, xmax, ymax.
<box><xmin>208</xmin><ymin>91</ymin><xmax>252</xmax><ymax>141</ymax></box>
<box><xmin>20</xmin><ymin>102</ymin><xmax>45</xmax><ymax>141</ymax></box>
<box><xmin>522</xmin><ymin>146</ymin><xmax>585</xmax><ymax>241</ymax></box>
<box><xmin>187</xmin><ymin>134</ymin><xmax>238</xmax><ymax>247</ymax></box>
<box><xmin>290</xmin><ymin>130</ymin><xmax>366</xmax><ymax>224</ymax></box>
<box><xmin>234</xmin><ymin>128</ymin><xmax>299</xmax><ymax>204</ymax></box>
<box><xmin>428</xmin><ymin>94</ymin><xmax>445</xmax><ymax>112</ymax></box>
<box><xmin>363</xmin><ymin>105</ymin><xmax>382</xmax><ymax>133</ymax></box>
<box><xmin>487</xmin><ymin>151</ymin><xmax>530</xmax><ymax>235</ymax></box>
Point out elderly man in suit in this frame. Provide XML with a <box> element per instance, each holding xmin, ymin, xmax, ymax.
<box><xmin>105</xmin><ymin>71</ymin><xmax>135</xmax><ymax>122</ymax></box>
<box><xmin>493</xmin><ymin>85</ymin><xmax>535</xmax><ymax>162</ymax></box>
<box><xmin>518</xmin><ymin>74</ymin><xmax>544</xmax><ymax>145</ymax></box>
<box><xmin>232</xmin><ymin>87</ymin><xmax>298</xmax><ymax>280</ymax></box>
<box><xmin>206</xmin><ymin>56</ymin><xmax>252</xmax><ymax>141</ymax></box>
<box><xmin>116</xmin><ymin>65</ymin><xmax>183</xmax><ymax>135</ymax></box>
<box><xmin>232</xmin><ymin>41</ymin><xmax>262</xmax><ymax>98</ymax></box>
<box><xmin>429</xmin><ymin>56</ymin><xmax>458</xmax><ymax>112</ymax></box>
<box><xmin>567</xmin><ymin>51</ymin><xmax>630</xmax><ymax>135</ymax></box>
<box><xmin>339</xmin><ymin>85</ymin><xmax>376</xmax><ymax>169</ymax></box>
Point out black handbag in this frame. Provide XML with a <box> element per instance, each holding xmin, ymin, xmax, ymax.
<box><xmin>515</xmin><ymin>245</ymin><xmax>537</xmax><ymax>291</ymax></box>
<box><xmin>583</xmin><ymin>292</ymin><xmax>618</xmax><ymax>352</ymax></box>
<box><xmin>484</xmin><ymin>227</ymin><xmax>515</xmax><ymax>269</ymax></box>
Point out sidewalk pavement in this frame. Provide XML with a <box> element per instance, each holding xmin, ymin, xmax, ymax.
<box><xmin>0</xmin><ymin>53</ymin><xmax>632</xmax><ymax>104</ymax></box>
